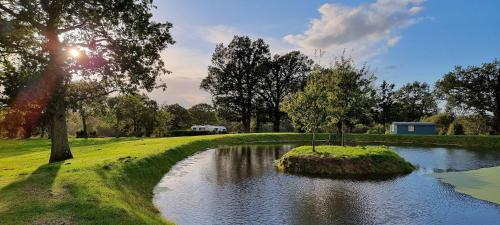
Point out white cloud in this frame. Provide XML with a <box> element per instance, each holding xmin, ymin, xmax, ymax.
<box><xmin>199</xmin><ymin>25</ymin><xmax>241</xmax><ymax>45</ymax></box>
<box><xmin>284</xmin><ymin>0</ymin><xmax>425</xmax><ymax>61</ymax></box>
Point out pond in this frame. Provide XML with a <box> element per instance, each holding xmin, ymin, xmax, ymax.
<box><xmin>153</xmin><ymin>144</ymin><xmax>500</xmax><ymax>225</ymax></box>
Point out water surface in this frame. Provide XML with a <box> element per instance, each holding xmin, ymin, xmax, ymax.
<box><xmin>153</xmin><ymin>144</ymin><xmax>500</xmax><ymax>225</ymax></box>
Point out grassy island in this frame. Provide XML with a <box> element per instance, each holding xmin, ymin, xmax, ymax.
<box><xmin>276</xmin><ymin>145</ymin><xmax>415</xmax><ymax>179</ymax></box>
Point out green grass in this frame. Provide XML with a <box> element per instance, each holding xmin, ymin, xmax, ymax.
<box><xmin>0</xmin><ymin>133</ymin><xmax>498</xmax><ymax>224</ymax></box>
<box><xmin>434</xmin><ymin>166</ymin><xmax>500</xmax><ymax>204</ymax></box>
<box><xmin>276</xmin><ymin>145</ymin><xmax>415</xmax><ymax>178</ymax></box>
<box><xmin>341</xmin><ymin>134</ymin><xmax>500</xmax><ymax>148</ymax></box>
<box><xmin>0</xmin><ymin>133</ymin><xmax>329</xmax><ymax>225</ymax></box>
<box><xmin>280</xmin><ymin>145</ymin><xmax>398</xmax><ymax>158</ymax></box>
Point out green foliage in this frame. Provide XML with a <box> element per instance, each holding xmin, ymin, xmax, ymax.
<box><xmin>260</xmin><ymin>51</ymin><xmax>313</xmax><ymax>131</ymax></box>
<box><xmin>395</xmin><ymin>81</ymin><xmax>438</xmax><ymax>121</ymax></box>
<box><xmin>367</xmin><ymin>124</ymin><xmax>385</xmax><ymax>134</ymax></box>
<box><xmin>436</xmin><ymin>59</ymin><xmax>500</xmax><ymax>132</ymax></box>
<box><xmin>447</xmin><ymin>122</ymin><xmax>465</xmax><ymax>135</ymax></box>
<box><xmin>165</xmin><ymin>104</ymin><xmax>192</xmax><ymax>130</ymax></box>
<box><xmin>352</xmin><ymin>124</ymin><xmax>369</xmax><ymax>133</ymax></box>
<box><xmin>456</xmin><ymin>114</ymin><xmax>492</xmax><ymax>135</ymax></box>
<box><xmin>276</xmin><ymin>145</ymin><xmax>415</xmax><ymax>178</ymax></box>
<box><xmin>375</xmin><ymin>80</ymin><xmax>397</xmax><ymax>128</ymax></box>
<box><xmin>188</xmin><ymin>103</ymin><xmax>218</xmax><ymax>125</ymax></box>
<box><xmin>422</xmin><ymin>112</ymin><xmax>455</xmax><ymax>135</ymax></box>
<box><xmin>281</xmin><ymin>70</ymin><xmax>328</xmax><ymax>134</ymax></box>
<box><xmin>201</xmin><ymin>36</ymin><xmax>270</xmax><ymax>132</ymax></box>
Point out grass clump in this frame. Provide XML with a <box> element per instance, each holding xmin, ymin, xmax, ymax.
<box><xmin>276</xmin><ymin>145</ymin><xmax>415</xmax><ymax>179</ymax></box>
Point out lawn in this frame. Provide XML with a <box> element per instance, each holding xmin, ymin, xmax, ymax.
<box><xmin>276</xmin><ymin>145</ymin><xmax>415</xmax><ymax>178</ymax></box>
<box><xmin>0</xmin><ymin>133</ymin><xmax>325</xmax><ymax>225</ymax></box>
<box><xmin>0</xmin><ymin>133</ymin><xmax>498</xmax><ymax>224</ymax></box>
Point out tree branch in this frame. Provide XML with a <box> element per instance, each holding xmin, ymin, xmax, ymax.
<box><xmin>0</xmin><ymin>3</ymin><xmax>47</xmax><ymax>32</ymax></box>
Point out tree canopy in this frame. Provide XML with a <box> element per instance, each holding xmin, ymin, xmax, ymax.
<box><xmin>0</xmin><ymin>0</ymin><xmax>174</xmax><ymax>162</ymax></box>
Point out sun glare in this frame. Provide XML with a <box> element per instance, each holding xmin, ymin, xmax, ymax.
<box><xmin>69</xmin><ymin>48</ymin><xmax>80</xmax><ymax>58</ymax></box>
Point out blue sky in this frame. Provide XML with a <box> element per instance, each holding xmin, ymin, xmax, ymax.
<box><xmin>149</xmin><ymin>0</ymin><xmax>500</xmax><ymax>107</ymax></box>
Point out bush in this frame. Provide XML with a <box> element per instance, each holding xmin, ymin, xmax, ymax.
<box><xmin>422</xmin><ymin>113</ymin><xmax>455</xmax><ymax>135</ymax></box>
<box><xmin>351</xmin><ymin>124</ymin><xmax>369</xmax><ymax>133</ymax></box>
<box><xmin>447</xmin><ymin>122</ymin><xmax>464</xmax><ymax>135</ymax></box>
<box><xmin>367</xmin><ymin>124</ymin><xmax>385</xmax><ymax>134</ymax></box>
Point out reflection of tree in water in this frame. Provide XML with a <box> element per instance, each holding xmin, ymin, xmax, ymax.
<box><xmin>289</xmin><ymin>180</ymin><xmax>375</xmax><ymax>225</ymax></box>
<box><xmin>213</xmin><ymin>145</ymin><xmax>291</xmax><ymax>184</ymax></box>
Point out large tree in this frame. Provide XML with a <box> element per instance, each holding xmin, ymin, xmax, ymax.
<box><xmin>260</xmin><ymin>51</ymin><xmax>312</xmax><ymax>132</ymax></box>
<box><xmin>188</xmin><ymin>103</ymin><xmax>218</xmax><ymax>125</ymax></box>
<box><xmin>395</xmin><ymin>81</ymin><xmax>438</xmax><ymax>122</ymax></box>
<box><xmin>375</xmin><ymin>80</ymin><xmax>397</xmax><ymax>132</ymax></box>
<box><xmin>166</xmin><ymin>104</ymin><xmax>191</xmax><ymax>130</ymax></box>
<box><xmin>201</xmin><ymin>35</ymin><xmax>270</xmax><ymax>132</ymax></box>
<box><xmin>0</xmin><ymin>0</ymin><xmax>173</xmax><ymax>162</ymax></box>
<box><xmin>436</xmin><ymin>59</ymin><xmax>500</xmax><ymax>133</ymax></box>
<box><xmin>67</xmin><ymin>80</ymin><xmax>107</xmax><ymax>138</ymax></box>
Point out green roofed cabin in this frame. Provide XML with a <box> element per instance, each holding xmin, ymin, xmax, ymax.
<box><xmin>390</xmin><ymin>122</ymin><xmax>436</xmax><ymax>135</ymax></box>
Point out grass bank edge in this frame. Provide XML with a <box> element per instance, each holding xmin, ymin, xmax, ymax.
<box><xmin>275</xmin><ymin>145</ymin><xmax>415</xmax><ymax>178</ymax></box>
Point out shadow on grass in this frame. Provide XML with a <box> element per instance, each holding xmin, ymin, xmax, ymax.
<box><xmin>0</xmin><ymin>162</ymin><xmax>63</xmax><ymax>224</ymax></box>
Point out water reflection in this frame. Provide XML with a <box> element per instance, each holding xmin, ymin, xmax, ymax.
<box><xmin>154</xmin><ymin>144</ymin><xmax>500</xmax><ymax>225</ymax></box>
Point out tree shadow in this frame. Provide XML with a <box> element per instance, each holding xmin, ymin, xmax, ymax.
<box><xmin>0</xmin><ymin>162</ymin><xmax>63</xmax><ymax>224</ymax></box>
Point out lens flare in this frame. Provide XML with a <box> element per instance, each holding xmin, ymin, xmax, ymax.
<box><xmin>69</xmin><ymin>48</ymin><xmax>80</xmax><ymax>58</ymax></box>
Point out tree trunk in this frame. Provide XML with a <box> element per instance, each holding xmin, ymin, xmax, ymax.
<box><xmin>242</xmin><ymin>117</ymin><xmax>251</xmax><ymax>133</ymax></box>
<box><xmin>272</xmin><ymin>105</ymin><xmax>280</xmax><ymax>132</ymax></box>
<box><xmin>341</xmin><ymin>120</ymin><xmax>345</xmax><ymax>146</ymax></box>
<box><xmin>80</xmin><ymin>109</ymin><xmax>88</xmax><ymax>138</ymax></box>
<box><xmin>46</xmin><ymin>29</ymin><xmax>73</xmax><ymax>163</ymax></box>
<box><xmin>49</xmin><ymin>93</ymin><xmax>73</xmax><ymax>163</ymax></box>
<box><xmin>312</xmin><ymin>129</ymin><xmax>316</xmax><ymax>152</ymax></box>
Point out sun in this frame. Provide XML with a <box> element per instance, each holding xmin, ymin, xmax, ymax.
<box><xmin>69</xmin><ymin>48</ymin><xmax>80</xmax><ymax>58</ymax></box>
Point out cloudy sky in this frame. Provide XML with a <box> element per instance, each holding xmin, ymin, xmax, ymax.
<box><xmin>149</xmin><ymin>0</ymin><xmax>500</xmax><ymax>107</ymax></box>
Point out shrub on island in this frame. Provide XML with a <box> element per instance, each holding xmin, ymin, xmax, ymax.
<box><xmin>275</xmin><ymin>145</ymin><xmax>415</xmax><ymax>179</ymax></box>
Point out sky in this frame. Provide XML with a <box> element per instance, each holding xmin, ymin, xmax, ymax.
<box><xmin>148</xmin><ymin>0</ymin><xmax>500</xmax><ymax>107</ymax></box>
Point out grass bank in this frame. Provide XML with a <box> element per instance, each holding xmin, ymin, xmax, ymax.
<box><xmin>340</xmin><ymin>134</ymin><xmax>500</xmax><ymax>148</ymax></box>
<box><xmin>0</xmin><ymin>133</ymin><xmax>328</xmax><ymax>225</ymax></box>
<box><xmin>0</xmin><ymin>133</ymin><xmax>498</xmax><ymax>224</ymax></box>
<box><xmin>276</xmin><ymin>145</ymin><xmax>415</xmax><ymax>178</ymax></box>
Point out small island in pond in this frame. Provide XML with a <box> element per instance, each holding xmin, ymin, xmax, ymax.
<box><xmin>276</xmin><ymin>146</ymin><xmax>415</xmax><ymax>179</ymax></box>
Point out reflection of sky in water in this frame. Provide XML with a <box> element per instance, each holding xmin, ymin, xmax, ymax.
<box><xmin>154</xmin><ymin>145</ymin><xmax>500</xmax><ymax>225</ymax></box>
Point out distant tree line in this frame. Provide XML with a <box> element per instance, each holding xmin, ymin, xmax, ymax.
<box><xmin>200</xmin><ymin>35</ymin><xmax>499</xmax><ymax>136</ymax></box>
<box><xmin>1</xmin><ymin>34</ymin><xmax>499</xmax><ymax>141</ymax></box>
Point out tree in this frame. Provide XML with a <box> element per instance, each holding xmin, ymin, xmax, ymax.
<box><xmin>67</xmin><ymin>81</ymin><xmax>107</xmax><ymax>138</ymax></box>
<box><xmin>375</xmin><ymin>80</ymin><xmax>397</xmax><ymax>132</ymax></box>
<box><xmin>201</xmin><ymin>36</ymin><xmax>270</xmax><ymax>132</ymax></box>
<box><xmin>436</xmin><ymin>59</ymin><xmax>500</xmax><ymax>133</ymax></box>
<box><xmin>108</xmin><ymin>94</ymin><xmax>150</xmax><ymax>137</ymax></box>
<box><xmin>282</xmin><ymin>73</ymin><xmax>328</xmax><ymax>152</ymax></box>
<box><xmin>155</xmin><ymin>105</ymin><xmax>172</xmax><ymax>137</ymax></box>
<box><xmin>0</xmin><ymin>1</ymin><xmax>173</xmax><ymax>162</ymax></box>
<box><xmin>321</xmin><ymin>57</ymin><xmax>375</xmax><ymax>146</ymax></box>
<box><xmin>188</xmin><ymin>103</ymin><xmax>218</xmax><ymax>125</ymax></box>
<box><xmin>259</xmin><ymin>51</ymin><xmax>313</xmax><ymax>132</ymax></box>
<box><xmin>166</xmin><ymin>104</ymin><xmax>191</xmax><ymax>130</ymax></box>
<box><xmin>395</xmin><ymin>81</ymin><xmax>438</xmax><ymax>122</ymax></box>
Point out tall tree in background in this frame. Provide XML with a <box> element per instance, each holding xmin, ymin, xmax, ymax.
<box><xmin>0</xmin><ymin>0</ymin><xmax>174</xmax><ymax>162</ymax></box>
<box><xmin>67</xmin><ymin>81</ymin><xmax>107</xmax><ymax>138</ymax></box>
<box><xmin>436</xmin><ymin>59</ymin><xmax>500</xmax><ymax>133</ymax></box>
<box><xmin>395</xmin><ymin>81</ymin><xmax>437</xmax><ymax>122</ymax></box>
<box><xmin>188</xmin><ymin>103</ymin><xmax>218</xmax><ymax>125</ymax></box>
<box><xmin>260</xmin><ymin>51</ymin><xmax>312</xmax><ymax>132</ymax></box>
<box><xmin>375</xmin><ymin>80</ymin><xmax>397</xmax><ymax>132</ymax></box>
<box><xmin>201</xmin><ymin>36</ymin><xmax>270</xmax><ymax>132</ymax></box>
<box><xmin>166</xmin><ymin>104</ymin><xmax>191</xmax><ymax>130</ymax></box>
